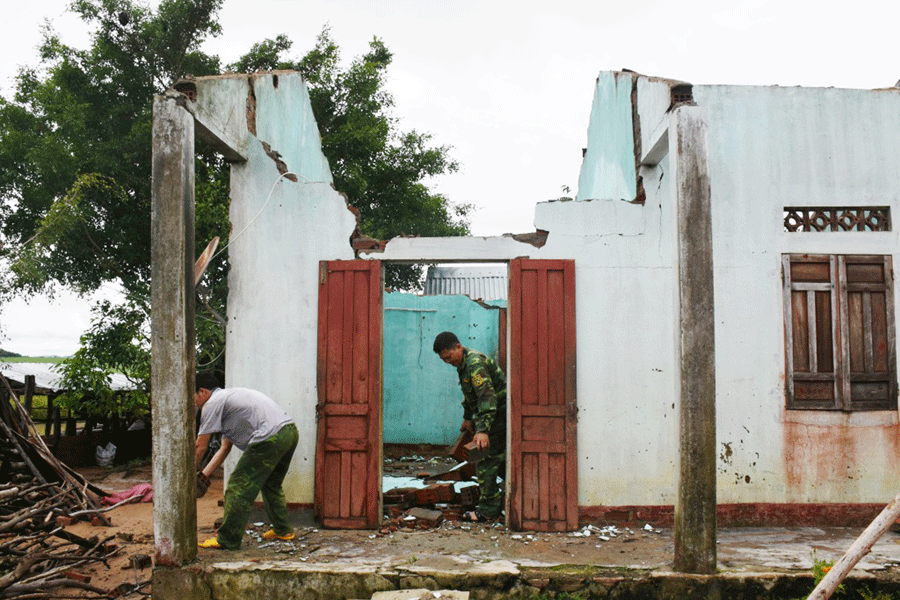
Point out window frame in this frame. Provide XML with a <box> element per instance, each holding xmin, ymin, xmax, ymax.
<box><xmin>783</xmin><ymin>254</ymin><xmax>897</xmax><ymax>411</ymax></box>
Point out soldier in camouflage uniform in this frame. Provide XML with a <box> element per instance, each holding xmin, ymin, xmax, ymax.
<box><xmin>433</xmin><ymin>331</ymin><xmax>506</xmax><ymax>521</ymax></box>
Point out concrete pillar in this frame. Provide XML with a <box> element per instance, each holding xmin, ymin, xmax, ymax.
<box><xmin>671</xmin><ymin>105</ymin><xmax>717</xmax><ymax>574</ymax></box>
<box><xmin>151</xmin><ymin>93</ymin><xmax>197</xmax><ymax>566</ymax></box>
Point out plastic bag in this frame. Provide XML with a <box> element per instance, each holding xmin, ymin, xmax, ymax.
<box><xmin>95</xmin><ymin>442</ymin><xmax>117</xmax><ymax>467</ymax></box>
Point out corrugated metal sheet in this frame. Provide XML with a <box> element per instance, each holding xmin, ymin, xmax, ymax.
<box><xmin>1</xmin><ymin>362</ymin><xmax>135</xmax><ymax>393</ymax></box>
<box><xmin>423</xmin><ymin>265</ymin><xmax>508</xmax><ymax>301</ymax></box>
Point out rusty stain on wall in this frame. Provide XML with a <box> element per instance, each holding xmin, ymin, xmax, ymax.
<box><xmin>719</xmin><ymin>442</ymin><xmax>733</xmax><ymax>464</ymax></box>
<box><xmin>780</xmin><ymin>419</ymin><xmax>897</xmax><ymax>492</ymax></box>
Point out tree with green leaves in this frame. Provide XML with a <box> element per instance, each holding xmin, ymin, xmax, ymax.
<box><xmin>0</xmin><ymin>0</ymin><xmax>469</xmax><ymax>419</ymax></box>
<box><xmin>230</xmin><ymin>28</ymin><xmax>471</xmax><ymax>289</ymax></box>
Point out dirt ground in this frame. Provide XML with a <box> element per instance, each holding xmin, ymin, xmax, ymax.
<box><xmin>67</xmin><ymin>453</ymin><xmax>673</xmax><ymax>596</ymax></box>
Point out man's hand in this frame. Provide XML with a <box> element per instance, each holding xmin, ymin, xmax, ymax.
<box><xmin>472</xmin><ymin>432</ymin><xmax>489</xmax><ymax>450</ymax></box>
<box><xmin>460</xmin><ymin>420</ymin><xmax>475</xmax><ymax>434</ymax></box>
<box><xmin>196</xmin><ymin>470</ymin><xmax>211</xmax><ymax>498</ymax></box>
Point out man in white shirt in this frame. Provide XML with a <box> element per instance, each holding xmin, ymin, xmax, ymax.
<box><xmin>194</xmin><ymin>372</ymin><xmax>298</xmax><ymax>549</ymax></box>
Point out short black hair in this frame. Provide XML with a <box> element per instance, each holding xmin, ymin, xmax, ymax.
<box><xmin>433</xmin><ymin>331</ymin><xmax>461</xmax><ymax>354</ymax></box>
<box><xmin>195</xmin><ymin>371</ymin><xmax>221</xmax><ymax>392</ymax></box>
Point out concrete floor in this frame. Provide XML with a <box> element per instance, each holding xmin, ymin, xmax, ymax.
<box><xmin>199</xmin><ymin>507</ymin><xmax>900</xmax><ymax>574</ymax></box>
<box><xmin>172</xmin><ymin>507</ymin><xmax>900</xmax><ymax>600</ymax></box>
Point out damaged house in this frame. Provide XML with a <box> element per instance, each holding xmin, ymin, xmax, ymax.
<box><xmin>151</xmin><ymin>69</ymin><xmax>900</xmax><ymax>552</ymax></box>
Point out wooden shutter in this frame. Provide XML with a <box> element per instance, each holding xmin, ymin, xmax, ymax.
<box><xmin>784</xmin><ymin>254</ymin><xmax>896</xmax><ymax>411</ymax></box>
<box><xmin>508</xmin><ymin>259</ymin><xmax>577</xmax><ymax>531</ymax></box>
<box><xmin>841</xmin><ymin>255</ymin><xmax>896</xmax><ymax>410</ymax></box>
<box><xmin>783</xmin><ymin>254</ymin><xmax>840</xmax><ymax>409</ymax></box>
<box><xmin>315</xmin><ymin>260</ymin><xmax>382</xmax><ymax>528</ymax></box>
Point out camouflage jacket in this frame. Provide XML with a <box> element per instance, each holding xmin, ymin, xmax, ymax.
<box><xmin>457</xmin><ymin>347</ymin><xmax>507</xmax><ymax>435</ymax></box>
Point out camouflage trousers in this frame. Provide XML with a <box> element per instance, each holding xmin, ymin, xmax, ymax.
<box><xmin>475</xmin><ymin>434</ymin><xmax>506</xmax><ymax>519</ymax></box>
<box><xmin>217</xmin><ymin>423</ymin><xmax>299</xmax><ymax>549</ymax></box>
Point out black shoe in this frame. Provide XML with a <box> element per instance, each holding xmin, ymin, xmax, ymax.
<box><xmin>460</xmin><ymin>510</ymin><xmax>494</xmax><ymax>523</ymax></box>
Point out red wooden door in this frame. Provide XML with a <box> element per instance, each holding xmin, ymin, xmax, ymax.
<box><xmin>315</xmin><ymin>260</ymin><xmax>382</xmax><ymax>528</ymax></box>
<box><xmin>508</xmin><ymin>259</ymin><xmax>578</xmax><ymax>531</ymax></box>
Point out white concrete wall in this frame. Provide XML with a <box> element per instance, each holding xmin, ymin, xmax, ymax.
<box><xmin>575</xmin><ymin>75</ymin><xmax>900</xmax><ymax>507</ymax></box>
<box><xmin>571</xmin><ymin>73</ymin><xmax>900</xmax><ymax>508</ymax></box>
<box><xmin>195</xmin><ymin>73</ymin><xmax>356</xmax><ymax>503</ymax></box>
<box><xmin>371</xmin><ymin>190</ymin><xmax>681</xmax><ymax>508</ymax></box>
<box><xmin>695</xmin><ymin>84</ymin><xmax>900</xmax><ymax>504</ymax></box>
<box><xmin>534</xmin><ymin>191</ymin><xmax>680</xmax><ymax>507</ymax></box>
<box><xmin>202</xmin><ymin>69</ymin><xmax>900</xmax><ymax>511</ymax></box>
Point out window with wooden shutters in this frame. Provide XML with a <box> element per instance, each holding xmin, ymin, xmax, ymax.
<box><xmin>783</xmin><ymin>254</ymin><xmax>897</xmax><ymax>410</ymax></box>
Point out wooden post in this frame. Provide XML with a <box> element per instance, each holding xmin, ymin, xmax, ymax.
<box><xmin>23</xmin><ymin>375</ymin><xmax>35</xmax><ymax>415</ymax></box>
<box><xmin>150</xmin><ymin>92</ymin><xmax>197</xmax><ymax>566</ymax></box>
<box><xmin>672</xmin><ymin>105</ymin><xmax>717</xmax><ymax>574</ymax></box>
<box><xmin>65</xmin><ymin>410</ymin><xmax>77</xmax><ymax>436</ymax></box>
<box><xmin>51</xmin><ymin>402</ymin><xmax>61</xmax><ymax>447</ymax></box>
<box><xmin>807</xmin><ymin>492</ymin><xmax>900</xmax><ymax>600</ymax></box>
<box><xmin>45</xmin><ymin>396</ymin><xmax>54</xmax><ymax>437</ymax></box>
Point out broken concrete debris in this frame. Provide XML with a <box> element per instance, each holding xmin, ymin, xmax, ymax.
<box><xmin>382</xmin><ymin>483</ymin><xmax>479</xmax><ymax>532</ymax></box>
<box><xmin>382</xmin><ymin>440</ymin><xmax>483</xmax><ymax>531</ymax></box>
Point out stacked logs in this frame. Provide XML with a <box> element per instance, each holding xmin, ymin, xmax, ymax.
<box><xmin>0</xmin><ymin>374</ymin><xmax>119</xmax><ymax>599</ymax></box>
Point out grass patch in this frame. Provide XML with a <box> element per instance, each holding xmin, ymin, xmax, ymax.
<box><xmin>5</xmin><ymin>394</ymin><xmax>52</xmax><ymax>426</ymax></box>
<box><xmin>3</xmin><ymin>356</ymin><xmax>67</xmax><ymax>363</ymax></box>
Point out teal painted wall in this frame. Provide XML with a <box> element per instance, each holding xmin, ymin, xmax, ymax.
<box><xmin>383</xmin><ymin>293</ymin><xmax>504</xmax><ymax>445</ymax></box>
<box><xmin>577</xmin><ymin>70</ymin><xmax>637</xmax><ymax>202</ymax></box>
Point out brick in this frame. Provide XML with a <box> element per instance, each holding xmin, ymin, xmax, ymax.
<box><xmin>425</xmin><ymin>469</ymin><xmax>463</xmax><ymax>482</ymax></box>
<box><xmin>414</xmin><ymin>483</ymin><xmax>453</xmax><ymax>505</ymax></box>
<box><xmin>463</xmin><ymin>441</ymin><xmax>490</xmax><ymax>464</ymax></box>
<box><xmin>64</xmin><ymin>571</ymin><xmax>92</xmax><ymax>583</ymax></box>
<box><xmin>384</xmin><ymin>487</ymin><xmax>417</xmax><ymax>505</ymax></box>
<box><xmin>447</xmin><ymin>431</ymin><xmax>473</xmax><ymax>462</ymax></box>
<box><xmin>109</xmin><ymin>582</ymin><xmax>133</xmax><ymax>598</ymax></box>
<box><xmin>459</xmin><ymin>485</ymin><xmax>480</xmax><ymax>507</ymax></box>
<box><xmin>405</xmin><ymin>507</ymin><xmax>444</xmax><ymax>529</ymax></box>
<box><xmin>56</xmin><ymin>515</ymin><xmax>76</xmax><ymax>527</ymax></box>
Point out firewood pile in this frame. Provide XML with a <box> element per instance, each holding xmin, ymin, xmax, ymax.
<box><xmin>0</xmin><ymin>374</ymin><xmax>125</xmax><ymax>599</ymax></box>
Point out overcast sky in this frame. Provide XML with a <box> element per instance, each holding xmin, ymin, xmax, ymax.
<box><xmin>2</xmin><ymin>0</ymin><xmax>899</xmax><ymax>356</ymax></box>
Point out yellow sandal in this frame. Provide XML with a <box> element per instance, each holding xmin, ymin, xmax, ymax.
<box><xmin>262</xmin><ymin>529</ymin><xmax>295</xmax><ymax>541</ymax></box>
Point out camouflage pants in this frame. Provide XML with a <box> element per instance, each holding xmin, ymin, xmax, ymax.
<box><xmin>217</xmin><ymin>423</ymin><xmax>299</xmax><ymax>549</ymax></box>
<box><xmin>476</xmin><ymin>433</ymin><xmax>506</xmax><ymax>519</ymax></box>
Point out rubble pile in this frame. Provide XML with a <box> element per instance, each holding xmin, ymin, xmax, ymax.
<box><xmin>0</xmin><ymin>374</ymin><xmax>137</xmax><ymax>599</ymax></box>
<box><xmin>381</xmin><ymin>434</ymin><xmax>483</xmax><ymax>532</ymax></box>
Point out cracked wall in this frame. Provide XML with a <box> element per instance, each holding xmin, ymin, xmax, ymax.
<box><xmin>573</xmin><ymin>71</ymin><xmax>900</xmax><ymax>508</ymax></box>
<box><xmin>183</xmin><ymin>69</ymin><xmax>900</xmax><ymax>512</ymax></box>
<box><xmin>192</xmin><ymin>72</ymin><xmax>355</xmax><ymax>503</ymax></box>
